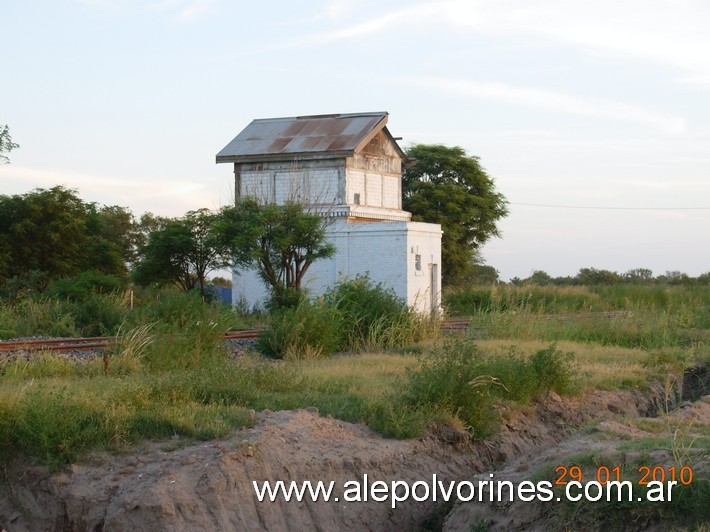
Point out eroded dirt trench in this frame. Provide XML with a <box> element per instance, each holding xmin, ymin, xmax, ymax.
<box><xmin>0</xmin><ymin>380</ymin><xmax>706</xmax><ymax>531</ymax></box>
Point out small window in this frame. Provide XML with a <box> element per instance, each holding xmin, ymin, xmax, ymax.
<box><xmin>353</xmin><ymin>193</ymin><xmax>360</xmax><ymax>205</ymax></box>
<box><xmin>415</xmin><ymin>254</ymin><xmax>422</xmax><ymax>271</ymax></box>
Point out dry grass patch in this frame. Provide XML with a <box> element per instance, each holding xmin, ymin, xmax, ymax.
<box><xmin>299</xmin><ymin>353</ymin><xmax>418</xmax><ymax>398</ymax></box>
<box><xmin>473</xmin><ymin>339</ymin><xmax>687</xmax><ymax>391</ymax></box>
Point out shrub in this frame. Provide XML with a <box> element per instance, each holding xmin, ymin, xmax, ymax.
<box><xmin>325</xmin><ymin>276</ymin><xmax>438</xmax><ymax>351</ymax></box>
<box><xmin>258</xmin><ymin>299</ymin><xmax>343</xmax><ymax>359</ymax></box>
<box><xmin>0</xmin><ymin>298</ymin><xmax>78</xmax><ymax>339</ymax></box>
<box><xmin>45</xmin><ymin>271</ymin><xmax>126</xmax><ymax>301</ymax></box>
<box><xmin>114</xmin><ymin>290</ymin><xmax>236</xmax><ymax>370</ymax></box>
<box><xmin>0</xmin><ymin>270</ymin><xmax>51</xmax><ymax>300</ymax></box>
<box><xmin>529</xmin><ymin>344</ymin><xmax>575</xmax><ymax>395</ymax></box>
<box><xmin>405</xmin><ymin>340</ymin><xmax>575</xmax><ymax>438</ymax></box>
<box><xmin>405</xmin><ymin>340</ymin><xmax>502</xmax><ymax>438</ymax></box>
<box><xmin>265</xmin><ymin>287</ymin><xmax>307</xmax><ymax>312</ymax></box>
<box><xmin>67</xmin><ymin>293</ymin><xmax>128</xmax><ymax>336</ymax></box>
<box><xmin>443</xmin><ymin>288</ymin><xmax>494</xmax><ymax>314</ymax></box>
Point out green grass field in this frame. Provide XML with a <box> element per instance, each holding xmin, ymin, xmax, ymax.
<box><xmin>0</xmin><ymin>284</ymin><xmax>707</xmax><ymax>468</ymax></box>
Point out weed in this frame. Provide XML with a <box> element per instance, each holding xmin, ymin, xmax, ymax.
<box><xmin>106</xmin><ymin>323</ymin><xmax>154</xmax><ymax>375</ymax></box>
<box><xmin>405</xmin><ymin>340</ymin><xmax>575</xmax><ymax>438</ymax></box>
<box><xmin>326</xmin><ymin>276</ymin><xmax>440</xmax><ymax>352</ymax></box>
<box><xmin>258</xmin><ymin>299</ymin><xmax>342</xmax><ymax>359</ymax></box>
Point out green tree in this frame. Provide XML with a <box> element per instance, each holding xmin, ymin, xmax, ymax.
<box><xmin>209</xmin><ymin>276</ymin><xmax>232</xmax><ymax>288</ymax></box>
<box><xmin>574</xmin><ymin>268</ymin><xmax>621</xmax><ymax>285</ymax></box>
<box><xmin>467</xmin><ymin>264</ymin><xmax>500</xmax><ymax>285</ymax></box>
<box><xmin>403</xmin><ymin>144</ymin><xmax>508</xmax><ymax>284</ymax></box>
<box><xmin>657</xmin><ymin>270</ymin><xmax>692</xmax><ymax>286</ymax></box>
<box><xmin>213</xmin><ymin>198</ymin><xmax>335</xmax><ymax>303</ymax></box>
<box><xmin>133</xmin><ymin>209</ymin><xmax>228</xmax><ymax>298</ymax></box>
<box><xmin>0</xmin><ymin>125</ymin><xmax>19</xmax><ymax>164</ymax></box>
<box><xmin>0</xmin><ymin>186</ymin><xmax>130</xmax><ymax>282</ymax></box>
<box><xmin>526</xmin><ymin>270</ymin><xmax>553</xmax><ymax>286</ymax></box>
<box><xmin>132</xmin><ymin>212</ymin><xmax>169</xmax><ymax>260</ymax></box>
<box><xmin>95</xmin><ymin>205</ymin><xmax>139</xmax><ymax>265</ymax></box>
<box><xmin>623</xmin><ymin>268</ymin><xmax>653</xmax><ymax>284</ymax></box>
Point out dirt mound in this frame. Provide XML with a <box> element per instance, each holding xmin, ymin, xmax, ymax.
<box><xmin>683</xmin><ymin>364</ymin><xmax>710</xmax><ymax>401</ymax></box>
<box><xmin>0</xmin><ymin>384</ymin><xmax>679</xmax><ymax>531</ymax></box>
<box><xmin>1</xmin><ymin>410</ymin><xmax>485</xmax><ymax>531</ymax></box>
<box><xmin>443</xmin><ymin>394</ymin><xmax>710</xmax><ymax>531</ymax></box>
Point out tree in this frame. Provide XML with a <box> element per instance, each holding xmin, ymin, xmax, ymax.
<box><xmin>657</xmin><ymin>270</ymin><xmax>692</xmax><ymax>286</ymax></box>
<box><xmin>95</xmin><ymin>205</ymin><xmax>139</xmax><ymax>265</ymax></box>
<box><xmin>403</xmin><ymin>144</ymin><xmax>508</xmax><ymax>284</ymax></box>
<box><xmin>0</xmin><ymin>125</ymin><xmax>19</xmax><ymax>164</ymax></box>
<box><xmin>574</xmin><ymin>268</ymin><xmax>621</xmax><ymax>285</ymax></box>
<box><xmin>623</xmin><ymin>268</ymin><xmax>653</xmax><ymax>284</ymax></box>
<box><xmin>213</xmin><ymin>198</ymin><xmax>335</xmax><ymax>303</ymax></box>
<box><xmin>526</xmin><ymin>270</ymin><xmax>553</xmax><ymax>286</ymax></box>
<box><xmin>132</xmin><ymin>212</ymin><xmax>169</xmax><ymax>261</ymax></box>
<box><xmin>209</xmin><ymin>276</ymin><xmax>232</xmax><ymax>288</ymax></box>
<box><xmin>0</xmin><ymin>186</ymin><xmax>131</xmax><ymax>282</ymax></box>
<box><xmin>466</xmin><ymin>264</ymin><xmax>500</xmax><ymax>285</ymax></box>
<box><xmin>133</xmin><ymin>209</ymin><xmax>228</xmax><ymax>298</ymax></box>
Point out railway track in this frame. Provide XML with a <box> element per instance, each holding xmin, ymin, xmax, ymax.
<box><xmin>0</xmin><ymin>320</ymin><xmax>471</xmax><ymax>355</ymax></box>
<box><xmin>0</xmin><ymin>330</ymin><xmax>264</xmax><ymax>355</ymax></box>
<box><xmin>0</xmin><ymin>311</ymin><xmax>633</xmax><ymax>355</ymax></box>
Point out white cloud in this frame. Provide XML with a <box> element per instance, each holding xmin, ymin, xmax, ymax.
<box><xmin>397</xmin><ymin>76</ymin><xmax>686</xmax><ymax>133</ymax></box>
<box><xmin>1</xmin><ymin>166</ymin><xmax>211</xmax><ymax>216</ymax></box>
<box><xmin>619</xmin><ymin>179</ymin><xmax>710</xmax><ymax>191</ymax></box>
<box><xmin>324</xmin><ymin>0</ymin><xmax>361</xmax><ymax>20</ymax></box>
<box><xmin>176</xmin><ymin>0</ymin><xmax>212</xmax><ymax>20</ymax></box>
<box><xmin>438</xmin><ymin>0</ymin><xmax>710</xmax><ymax>81</ymax></box>
<box><xmin>225</xmin><ymin>2</ymin><xmax>443</xmax><ymax>56</ymax></box>
<box><xmin>676</xmin><ymin>74</ymin><xmax>710</xmax><ymax>88</ymax></box>
<box><xmin>305</xmin><ymin>0</ymin><xmax>710</xmax><ymax>82</ymax></box>
<box><xmin>79</xmin><ymin>0</ymin><xmax>214</xmax><ymax>20</ymax></box>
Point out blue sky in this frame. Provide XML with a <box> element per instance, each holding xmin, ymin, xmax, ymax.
<box><xmin>2</xmin><ymin>0</ymin><xmax>709</xmax><ymax>280</ymax></box>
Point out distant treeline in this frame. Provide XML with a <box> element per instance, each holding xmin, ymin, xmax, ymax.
<box><xmin>464</xmin><ymin>265</ymin><xmax>710</xmax><ymax>287</ymax></box>
<box><xmin>511</xmin><ymin>267</ymin><xmax>710</xmax><ymax>287</ymax></box>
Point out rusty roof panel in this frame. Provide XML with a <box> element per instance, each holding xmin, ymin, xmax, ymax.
<box><xmin>327</xmin><ymin>134</ymin><xmax>358</xmax><ymax>151</ymax></box>
<box><xmin>282</xmin><ymin>120</ymin><xmax>307</xmax><ymax>137</ymax></box>
<box><xmin>216</xmin><ymin>112</ymin><xmax>392</xmax><ymax>162</ymax></box>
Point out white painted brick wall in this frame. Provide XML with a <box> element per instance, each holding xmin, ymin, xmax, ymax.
<box><xmin>241</xmin><ymin>172</ymin><xmax>273</xmax><ymax>203</ymax></box>
<box><xmin>347</xmin><ymin>171</ymin><xmax>365</xmax><ymax>205</ymax></box>
<box><xmin>232</xmin><ymin>218</ymin><xmax>442</xmax><ymax>313</ymax></box>
<box><xmin>365</xmin><ymin>173</ymin><xmax>382</xmax><ymax>207</ymax></box>
<box><xmin>242</xmin><ymin>168</ymin><xmax>339</xmax><ymax>205</ymax></box>
<box><xmin>382</xmin><ymin>175</ymin><xmax>400</xmax><ymax>209</ymax></box>
<box><xmin>231</xmin><ymin>156</ymin><xmax>441</xmax><ymax>313</ymax></box>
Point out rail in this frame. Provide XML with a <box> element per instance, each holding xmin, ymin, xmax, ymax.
<box><xmin>0</xmin><ymin>320</ymin><xmax>471</xmax><ymax>355</ymax></box>
<box><xmin>0</xmin><ymin>312</ymin><xmax>633</xmax><ymax>355</ymax></box>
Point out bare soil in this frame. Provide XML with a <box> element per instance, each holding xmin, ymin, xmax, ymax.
<box><xmin>1</xmin><ymin>382</ymin><xmax>706</xmax><ymax>531</ymax></box>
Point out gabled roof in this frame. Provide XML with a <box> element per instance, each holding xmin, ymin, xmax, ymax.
<box><xmin>216</xmin><ymin>112</ymin><xmax>407</xmax><ymax>163</ymax></box>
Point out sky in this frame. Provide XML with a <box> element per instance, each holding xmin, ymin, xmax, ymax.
<box><xmin>2</xmin><ymin>0</ymin><xmax>709</xmax><ymax>281</ymax></box>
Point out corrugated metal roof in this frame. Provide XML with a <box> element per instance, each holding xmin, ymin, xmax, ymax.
<box><xmin>216</xmin><ymin>112</ymin><xmax>400</xmax><ymax>163</ymax></box>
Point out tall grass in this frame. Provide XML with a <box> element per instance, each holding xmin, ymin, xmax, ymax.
<box><xmin>260</xmin><ymin>277</ymin><xmax>441</xmax><ymax>359</ymax></box>
<box><xmin>0</xmin><ymin>280</ymin><xmax>705</xmax><ymax>470</ymax></box>
<box><xmin>258</xmin><ymin>299</ymin><xmax>343</xmax><ymax>359</ymax></box>
<box><xmin>0</xmin><ymin>298</ymin><xmax>80</xmax><ymax>338</ymax></box>
<box><xmin>0</xmin><ymin>337</ymin><xmax>685</xmax><ymax>467</ymax></box>
<box><xmin>326</xmin><ymin>276</ymin><xmax>440</xmax><ymax>351</ymax></box>
<box><xmin>0</xmin><ymin>292</ymin><xmax>256</xmax><ymax>467</ymax></box>
<box><xmin>474</xmin><ymin>339</ymin><xmax>691</xmax><ymax>391</ymax></box>
<box><xmin>0</xmin><ymin>373</ymin><xmax>257</xmax><ymax>468</ymax></box>
<box><xmin>444</xmin><ymin>285</ymin><xmax>709</xmax><ymax>350</ymax></box>
<box><xmin>467</xmin><ymin>309</ymin><xmax>709</xmax><ymax>350</ymax></box>
<box><xmin>405</xmin><ymin>340</ymin><xmax>576</xmax><ymax>438</ymax></box>
<box><xmin>444</xmin><ymin>284</ymin><xmax>710</xmax><ymax>315</ymax></box>
<box><xmin>0</xmin><ymin>289</ymin><xmax>247</xmax><ymax>341</ymax></box>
